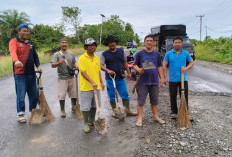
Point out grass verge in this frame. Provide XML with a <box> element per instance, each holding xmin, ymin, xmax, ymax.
<box><xmin>0</xmin><ymin>45</ymin><xmax>108</xmax><ymax>78</ymax></box>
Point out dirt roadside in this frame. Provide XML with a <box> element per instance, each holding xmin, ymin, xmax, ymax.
<box><xmin>108</xmin><ymin>60</ymin><xmax>232</xmax><ymax>157</ymax></box>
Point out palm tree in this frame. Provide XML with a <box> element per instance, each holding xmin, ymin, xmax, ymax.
<box><xmin>0</xmin><ymin>9</ymin><xmax>30</xmax><ymax>54</ymax></box>
<box><xmin>0</xmin><ymin>9</ymin><xmax>30</xmax><ymax>38</ymax></box>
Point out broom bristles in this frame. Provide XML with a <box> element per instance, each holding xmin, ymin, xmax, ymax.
<box><xmin>177</xmin><ymin>93</ymin><xmax>192</xmax><ymax>127</ymax></box>
<box><xmin>40</xmin><ymin>91</ymin><xmax>56</xmax><ymax>122</ymax></box>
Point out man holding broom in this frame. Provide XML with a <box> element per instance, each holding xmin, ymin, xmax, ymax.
<box><xmin>78</xmin><ymin>38</ymin><xmax>105</xmax><ymax>133</ymax></box>
<box><xmin>163</xmin><ymin>36</ymin><xmax>195</xmax><ymax>119</ymax></box>
<box><xmin>100</xmin><ymin>34</ymin><xmax>137</xmax><ymax>118</ymax></box>
<box><xmin>51</xmin><ymin>39</ymin><xmax>79</xmax><ymax>118</ymax></box>
<box><xmin>9</xmin><ymin>24</ymin><xmax>42</xmax><ymax>123</ymax></box>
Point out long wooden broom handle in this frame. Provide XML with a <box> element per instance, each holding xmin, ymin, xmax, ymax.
<box><xmin>94</xmin><ymin>90</ymin><xmax>100</xmax><ymax>119</ymax></box>
<box><xmin>181</xmin><ymin>67</ymin><xmax>184</xmax><ymax>92</ymax></box>
<box><xmin>75</xmin><ymin>73</ymin><xmax>79</xmax><ymax>104</ymax></box>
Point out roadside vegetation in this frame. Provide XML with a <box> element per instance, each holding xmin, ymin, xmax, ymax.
<box><xmin>0</xmin><ymin>7</ymin><xmax>141</xmax><ymax>78</ymax></box>
<box><xmin>0</xmin><ymin>46</ymin><xmax>107</xmax><ymax>78</ymax></box>
<box><xmin>192</xmin><ymin>37</ymin><xmax>232</xmax><ymax>64</ymax></box>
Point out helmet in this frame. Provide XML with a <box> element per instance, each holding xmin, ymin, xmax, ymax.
<box><xmin>131</xmin><ymin>48</ymin><xmax>137</xmax><ymax>54</ymax></box>
<box><xmin>84</xmin><ymin>38</ymin><xmax>97</xmax><ymax>47</ymax></box>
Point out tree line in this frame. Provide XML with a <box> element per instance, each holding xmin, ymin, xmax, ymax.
<box><xmin>0</xmin><ymin>7</ymin><xmax>140</xmax><ymax>55</ymax></box>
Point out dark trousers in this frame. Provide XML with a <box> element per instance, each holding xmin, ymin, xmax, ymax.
<box><xmin>169</xmin><ymin>81</ymin><xmax>188</xmax><ymax>114</ymax></box>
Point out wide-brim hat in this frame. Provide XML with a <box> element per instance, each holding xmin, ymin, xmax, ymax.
<box><xmin>105</xmin><ymin>34</ymin><xmax>118</xmax><ymax>46</ymax></box>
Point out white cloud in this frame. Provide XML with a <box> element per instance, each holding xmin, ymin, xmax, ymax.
<box><xmin>1</xmin><ymin>0</ymin><xmax>232</xmax><ymax>39</ymax></box>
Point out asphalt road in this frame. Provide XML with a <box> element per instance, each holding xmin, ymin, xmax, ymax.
<box><xmin>0</xmin><ymin>51</ymin><xmax>231</xmax><ymax>157</ymax></box>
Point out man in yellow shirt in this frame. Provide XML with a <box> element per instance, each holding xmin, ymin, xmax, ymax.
<box><xmin>78</xmin><ymin>38</ymin><xmax>105</xmax><ymax>133</ymax></box>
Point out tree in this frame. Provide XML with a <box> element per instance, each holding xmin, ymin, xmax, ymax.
<box><xmin>29</xmin><ymin>24</ymin><xmax>65</xmax><ymax>49</ymax></box>
<box><xmin>61</xmin><ymin>6</ymin><xmax>81</xmax><ymax>43</ymax></box>
<box><xmin>0</xmin><ymin>9</ymin><xmax>30</xmax><ymax>54</ymax></box>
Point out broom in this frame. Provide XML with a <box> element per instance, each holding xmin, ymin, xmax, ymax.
<box><xmin>177</xmin><ymin>67</ymin><xmax>192</xmax><ymax>127</ymax></box>
<box><xmin>39</xmin><ymin>75</ymin><xmax>56</xmax><ymax>122</ymax></box>
<box><xmin>74</xmin><ymin>71</ymin><xmax>83</xmax><ymax>119</ymax></box>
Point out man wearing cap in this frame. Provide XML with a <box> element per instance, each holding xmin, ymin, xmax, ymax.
<box><xmin>9</xmin><ymin>24</ymin><xmax>42</xmax><ymax>123</ymax></box>
<box><xmin>78</xmin><ymin>38</ymin><xmax>105</xmax><ymax>133</ymax></box>
<box><xmin>100</xmin><ymin>34</ymin><xmax>137</xmax><ymax>118</ymax></box>
<box><xmin>51</xmin><ymin>39</ymin><xmax>79</xmax><ymax>117</ymax></box>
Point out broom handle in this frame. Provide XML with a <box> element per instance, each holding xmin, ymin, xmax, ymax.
<box><xmin>94</xmin><ymin>90</ymin><xmax>100</xmax><ymax>119</ymax></box>
<box><xmin>181</xmin><ymin>67</ymin><xmax>184</xmax><ymax>91</ymax></box>
<box><xmin>75</xmin><ymin>73</ymin><xmax>79</xmax><ymax>104</ymax></box>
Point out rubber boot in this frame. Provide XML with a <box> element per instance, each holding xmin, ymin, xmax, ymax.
<box><xmin>82</xmin><ymin>111</ymin><xmax>91</xmax><ymax>133</ymax></box>
<box><xmin>71</xmin><ymin>98</ymin><xmax>77</xmax><ymax>112</ymax></box>
<box><xmin>88</xmin><ymin>108</ymin><xmax>96</xmax><ymax>128</ymax></box>
<box><xmin>59</xmin><ymin>100</ymin><xmax>66</xmax><ymax>117</ymax></box>
<box><xmin>123</xmin><ymin>99</ymin><xmax>137</xmax><ymax>116</ymax></box>
<box><xmin>110</xmin><ymin>101</ymin><xmax>118</xmax><ymax>118</ymax></box>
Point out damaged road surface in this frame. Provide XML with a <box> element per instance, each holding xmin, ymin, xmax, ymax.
<box><xmin>0</xmin><ymin>54</ymin><xmax>231</xmax><ymax>157</ymax></box>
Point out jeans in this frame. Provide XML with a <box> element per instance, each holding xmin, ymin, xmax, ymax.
<box><xmin>169</xmin><ymin>81</ymin><xmax>189</xmax><ymax>114</ymax></box>
<box><xmin>14</xmin><ymin>74</ymin><xmax>38</xmax><ymax>115</ymax></box>
<box><xmin>106</xmin><ymin>79</ymin><xmax>130</xmax><ymax>102</ymax></box>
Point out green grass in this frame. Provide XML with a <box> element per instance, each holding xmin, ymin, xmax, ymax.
<box><xmin>194</xmin><ymin>44</ymin><xmax>232</xmax><ymax>64</ymax></box>
<box><xmin>0</xmin><ymin>45</ymin><xmax>109</xmax><ymax>78</ymax></box>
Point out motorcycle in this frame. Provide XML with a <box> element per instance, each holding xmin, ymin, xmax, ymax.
<box><xmin>127</xmin><ymin>49</ymin><xmax>137</xmax><ymax>81</ymax></box>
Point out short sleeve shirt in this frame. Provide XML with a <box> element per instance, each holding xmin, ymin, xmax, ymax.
<box><xmin>78</xmin><ymin>52</ymin><xmax>101</xmax><ymax>91</ymax></box>
<box><xmin>51</xmin><ymin>51</ymin><xmax>76</xmax><ymax>80</ymax></box>
<box><xmin>164</xmin><ymin>48</ymin><xmax>192</xmax><ymax>82</ymax></box>
<box><xmin>133</xmin><ymin>49</ymin><xmax>162</xmax><ymax>85</ymax></box>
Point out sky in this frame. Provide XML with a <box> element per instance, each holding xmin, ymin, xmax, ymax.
<box><xmin>1</xmin><ymin>0</ymin><xmax>232</xmax><ymax>41</ymax></box>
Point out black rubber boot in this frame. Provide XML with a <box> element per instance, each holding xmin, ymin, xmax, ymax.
<box><xmin>82</xmin><ymin>111</ymin><xmax>90</xmax><ymax>133</ymax></box>
<box><xmin>71</xmin><ymin>98</ymin><xmax>77</xmax><ymax>112</ymax></box>
<box><xmin>88</xmin><ymin>108</ymin><xmax>96</xmax><ymax>128</ymax></box>
<box><xmin>59</xmin><ymin>100</ymin><xmax>66</xmax><ymax>117</ymax></box>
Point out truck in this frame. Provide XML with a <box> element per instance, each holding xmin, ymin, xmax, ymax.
<box><xmin>150</xmin><ymin>24</ymin><xmax>195</xmax><ymax>60</ymax></box>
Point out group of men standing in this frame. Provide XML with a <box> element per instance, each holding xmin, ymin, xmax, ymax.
<box><xmin>9</xmin><ymin>24</ymin><xmax>194</xmax><ymax>133</ymax></box>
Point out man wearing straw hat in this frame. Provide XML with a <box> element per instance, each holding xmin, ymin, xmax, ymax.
<box><xmin>163</xmin><ymin>36</ymin><xmax>195</xmax><ymax>119</ymax></box>
<box><xmin>78</xmin><ymin>38</ymin><xmax>105</xmax><ymax>133</ymax></box>
<box><xmin>51</xmin><ymin>39</ymin><xmax>79</xmax><ymax>117</ymax></box>
<box><xmin>9</xmin><ymin>24</ymin><xmax>42</xmax><ymax>123</ymax></box>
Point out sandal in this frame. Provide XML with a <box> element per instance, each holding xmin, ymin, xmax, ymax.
<box><xmin>154</xmin><ymin>119</ymin><xmax>165</xmax><ymax>124</ymax></box>
<box><xmin>136</xmin><ymin>121</ymin><xmax>142</xmax><ymax>127</ymax></box>
<box><xmin>18</xmin><ymin>115</ymin><xmax>26</xmax><ymax>123</ymax></box>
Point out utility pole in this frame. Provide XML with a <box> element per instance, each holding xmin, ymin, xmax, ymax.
<box><xmin>100</xmin><ymin>14</ymin><xmax>105</xmax><ymax>47</ymax></box>
<box><xmin>196</xmin><ymin>15</ymin><xmax>204</xmax><ymax>41</ymax></box>
<box><xmin>205</xmin><ymin>26</ymin><xmax>208</xmax><ymax>40</ymax></box>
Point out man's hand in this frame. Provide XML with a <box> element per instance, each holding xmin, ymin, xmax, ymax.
<box><xmin>164</xmin><ymin>77</ymin><xmax>169</xmax><ymax>85</ymax></box>
<box><xmin>107</xmin><ymin>69</ymin><xmax>115</xmax><ymax>75</ymax></box>
<box><xmin>15</xmin><ymin>60</ymin><xmax>23</xmax><ymax>68</ymax></box>
<box><xmin>37</xmin><ymin>66</ymin><xmax>42</xmax><ymax>72</ymax></box>
<box><xmin>101</xmin><ymin>82</ymin><xmax>105</xmax><ymax>91</ymax></box>
<box><xmin>91</xmin><ymin>82</ymin><xmax>98</xmax><ymax>90</ymax></box>
<box><xmin>58</xmin><ymin>59</ymin><xmax>65</xmax><ymax>64</ymax></box>
<box><xmin>127</xmin><ymin>73</ymin><xmax>132</xmax><ymax>80</ymax></box>
<box><xmin>181</xmin><ymin>67</ymin><xmax>188</xmax><ymax>73</ymax></box>
<box><xmin>138</xmin><ymin>68</ymin><xmax>144</xmax><ymax>74</ymax></box>
<box><xmin>160</xmin><ymin>78</ymin><xmax>164</xmax><ymax>88</ymax></box>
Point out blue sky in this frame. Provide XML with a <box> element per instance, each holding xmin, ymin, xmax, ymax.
<box><xmin>1</xmin><ymin>0</ymin><xmax>232</xmax><ymax>40</ymax></box>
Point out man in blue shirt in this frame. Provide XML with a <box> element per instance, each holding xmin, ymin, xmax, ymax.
<box><xmin>133</xmin><ymin>35</ymin><xmax>165</xmax><ymax>127</ymax></box>
<box><xmin>100</xmin><ymin>34</ymin><xmax>137</xmax><ymax>118</ymax></box>
<box><xmin>163</xmin><ymin>36</ymin><xmax>195</xmax><ymax>119</ymax></box>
